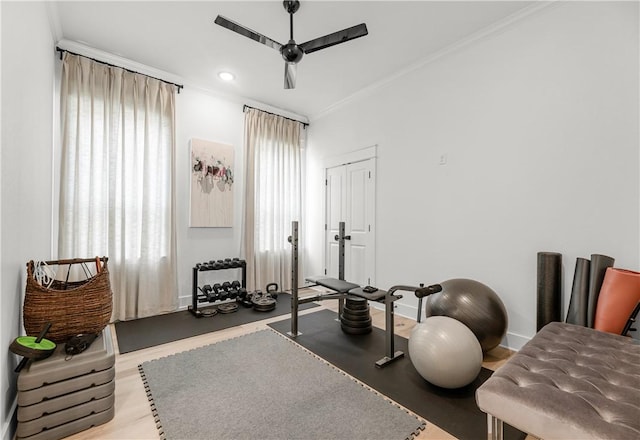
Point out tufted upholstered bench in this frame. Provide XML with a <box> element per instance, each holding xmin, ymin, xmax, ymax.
<box><xmin>476</xmin><ymin>321</ymin><xmax>640</xmax><ymax>440</ymax></box>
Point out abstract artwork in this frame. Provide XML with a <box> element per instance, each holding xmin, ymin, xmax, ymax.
<box><xmin>190</xmin><ymin>138</ymin><xmax>234</xmax><ymax>227</ymax></box>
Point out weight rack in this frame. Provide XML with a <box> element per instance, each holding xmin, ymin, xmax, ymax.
<box><xmin>189</xmin><ymin>258</ymin><xmax>246</xmax><ymax>318</ymax></box>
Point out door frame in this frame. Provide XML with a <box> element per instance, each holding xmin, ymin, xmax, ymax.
<box><xmin>323</xmin><ymin>145</ymin><xmax>377</xmax><ymax>284</ymax></box>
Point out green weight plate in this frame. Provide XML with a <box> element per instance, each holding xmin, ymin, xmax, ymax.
<box><xmin>16</xmin><ymin>337</ymin><xmax>56</xmax><ymax>351</ymax></box>
<box><xmin>9</xmin><ymin>338</ymin><xmax>56</xmax><ymax>361</ymax></box>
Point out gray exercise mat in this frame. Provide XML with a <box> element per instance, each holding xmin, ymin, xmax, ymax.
<box><xmin>139</xmin><ymin>329</ymin><xmax>425</xmax><ymax>440</ymax></box>
<box><xmin>269</xmin><ymin>309</ymin><xmax>526</xmax><ymax>440</ymax></box>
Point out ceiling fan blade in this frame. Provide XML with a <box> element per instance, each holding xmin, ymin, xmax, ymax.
<box><xmin>299</xmin><ymin>23</ymin><xmax>368</xmax><ymax>54</ymax></box>
<box><xmin>214</xmin><ymin>15</ymin><xmax>283</xmax><ymax>51</ymax></box>
<box><xmin>284</xmin><ymin>63</ymin><xmax>297</xmax><ymax>89</ymax></box>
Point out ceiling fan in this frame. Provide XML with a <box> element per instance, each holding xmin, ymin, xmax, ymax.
<box><xmin>214</xmin><ymin>1</ymin><xmax>368</xmax><ymax>89</ymax></box>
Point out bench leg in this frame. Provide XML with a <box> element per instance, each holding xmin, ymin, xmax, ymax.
<box><xmin>375</xmin><ymin>292</ymin><xmax>404</xmax><ymax>367</ymax></box>
<box><xmin>487</xmin><ymin>414</ymin><xmax>503</xmax><ymax>440</ymax></box>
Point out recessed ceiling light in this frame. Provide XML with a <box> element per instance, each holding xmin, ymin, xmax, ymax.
<box><xmin>218</xmin><ymin>71</ymin><xmax>235</xmax><ymax>82</ymax></box>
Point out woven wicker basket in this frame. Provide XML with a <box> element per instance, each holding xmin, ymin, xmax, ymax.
<box><xmin>23</xmin><ymin>257</ymin><xmax>113</xmax><ymax>343</ymax></box>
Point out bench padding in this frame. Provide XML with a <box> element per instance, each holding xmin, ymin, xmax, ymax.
<box><xmin>476</xmin><ymin>322</ymin><xmax>640</xmax><ymax>440</ymax></box>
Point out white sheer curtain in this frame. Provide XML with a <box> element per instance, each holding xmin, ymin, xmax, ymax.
<box><xmin>59</xmin><ymin>53</ymin><xmax>177</xmax><ymax>321</ymax></box>
<box><xmin>242</xmin><ymin>108</ymin><xmax>303</xmax><ymax>291</ymax></box>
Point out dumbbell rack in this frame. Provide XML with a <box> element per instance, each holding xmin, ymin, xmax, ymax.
<box><xmin>189</xmin><ymin>258</ymin><xmax>246</xmax><ymax>318</ymax></box>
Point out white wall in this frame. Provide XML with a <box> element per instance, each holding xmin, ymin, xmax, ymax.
<box><xmin>174</xmin><ymin>88</ymin><xmax>246</xmax><ymax>306</ymax></box>
<box><xmin>305</xmin><ymin>1</ymin><xmax>639</xmax><ymax>349</ymax></box>
<box><xmin>0</xmin><ymin>2</ymin><xmax>56</xmax><ymax>439</ymax></box>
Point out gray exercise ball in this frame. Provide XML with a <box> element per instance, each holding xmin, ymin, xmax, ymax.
<box><xmin>409</xmin><ymin>316</ymin><xmax>483</xmax><ymax>389</ymax></box>
<box><xmin>424</xmin><ymin>278</ymin><xmax>508</xmax><ymax>352</ymax></box>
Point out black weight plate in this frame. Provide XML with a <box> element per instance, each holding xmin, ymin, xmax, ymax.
<box><xmin>252</xmin><ymin>297</ymin><xmax>276</xmax><ymax>307</ymax></box>
<box><xmin>200</xmin><ymin>308</ymin><xmax>218</xmax><ymax>317</ymax></box>
<box><xmin>218</xmin><ymin>303</ymin><xmax>239</xmax><ymax>314</ymax></box>
<box><xmin>340</xmin><ymin>315</ymin><xmax>373</xmax><ymax>328</ymax></box>
<box><xmin>340</xmin><ymin>323</ymin><xmax>372</xmax><ymax>335</ymax></box>
<box><xmin>341</xmin><ymin>310</ymin><xmax>371</xmax><ymax>323</ymax></box>
<box><xmin>253</xmin><ymin>303</ymin><xmax>276</xmax><ymax>312</ymax></box>
<box><xmin>345</xmin><ymin>297</ymin><xmax>368</xmax><ymax>310</ymax></box>
<box><xmin>342</xmin><ymin>306</ymin><xmax>370</xmax><ymax>317</ymax></box>
<box><xmin>240</xmin><ymin>299</ymin><xmax>254</xmax><ymax>308</ymax></box>
<box><xmin>252</xmin><ymin>296</ymin><xmax>277</xmax><ymax>312</ymax></box>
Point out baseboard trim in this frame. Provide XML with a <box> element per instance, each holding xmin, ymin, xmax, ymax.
<box><xmin>373</xmin><ymin>302</ymin><xmax>531</xmax><ymax>352</ymax></box>
<box><xmin>179</xmin><ymin>294</ymin><xmax>533</xmax><ymax>350</ymax></box>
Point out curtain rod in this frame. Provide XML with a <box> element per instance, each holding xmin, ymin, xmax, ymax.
<box><xmin>56</xmin><ymin>47</ymin><xmax>184</xmax><ymax>94</ymax></box>
<box><xmin>243</xmin><ymin>104</ymin><xmax>308</xmax><ymax>129</ymax></box>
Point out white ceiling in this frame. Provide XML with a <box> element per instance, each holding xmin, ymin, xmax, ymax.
<box><xmin>52</xmin><ymin>1</ymin><xmax>537</xmax><ymax>120</ymax></box>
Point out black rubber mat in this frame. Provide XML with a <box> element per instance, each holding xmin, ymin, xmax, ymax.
<box><xmin>269</xmin><ymin>309</ymin><xmax>526</xmax><ymax>440</ymax></box>
<box><xmin>115</xmin><ymin>293</ymin><xmax>318</xmax><ymax>354</ymax></box>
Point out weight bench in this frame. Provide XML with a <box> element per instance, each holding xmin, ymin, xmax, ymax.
<box><xmin>476</xmin><ymin>321</ymin><xmax>640</xmax><ymax>440</ymax></box>
<box><xmin>287</xmin><ymin>221</ymin><xmax>434</xmax><ymax>368</ymax></box>
<box><xmin>299</xmin><ymin>276</ymin><xmax>407</xmax><ymax>367</ymax></box>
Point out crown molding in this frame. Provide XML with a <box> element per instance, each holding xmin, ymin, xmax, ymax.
<box><xmin>311</xmin><ymin>1</ymin><xmax>557</xmax><ymax>122</ymax></box>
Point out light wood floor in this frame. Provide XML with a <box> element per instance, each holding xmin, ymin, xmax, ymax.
<box><xmin>64</xmin><ymin>295</ymin><xmax>522</xmax><ymax>440</ymax></box>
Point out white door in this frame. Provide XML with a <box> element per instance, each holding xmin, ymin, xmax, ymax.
<box><xmin>325</xmin><ymin>159</ymin><xmax>375</xmax><ymax>286</ymax></box>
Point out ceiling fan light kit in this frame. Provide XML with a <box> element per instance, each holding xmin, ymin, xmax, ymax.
<box><xmin>214</xmin><ymin>1</ymin><xmax>368</xmax><ymax>89</ymax></box>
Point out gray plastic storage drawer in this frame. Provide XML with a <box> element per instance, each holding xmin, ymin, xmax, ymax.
<box><xmin>16</xmin><ymin>394</ymin><xmax>114</xmax><ymax>437</ymax></box>
<box><xmin>17</xmin><ymin>367</ymin><xmax>114</xmax><ymax>407</ymax></box>
<box><xmin>18</xmin><ymin>380</ymin><xmax>115</xmax><ymax>422</ymax></box>
<box><xmin>18</xmin><ymin>326</ymin><xmax>114</xmax><ymax>391</ymax></box>
<box><xmin>16</xmin><ymin>406</ymin><xmax>115</xmax><ymax>440</ymax></box>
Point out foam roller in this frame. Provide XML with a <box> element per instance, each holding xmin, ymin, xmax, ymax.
<box><xmin>565</xmin><ymin>258</ymin><xmax>590</xmax><ymax>326</ymax></box>
<box><xmin>586</xmin><ymin>254</ymin><xmax>615</xmax><ymax>328</ymax></box>
<box><xmin>537</xmin><ymin>252</ymin><xmax>562</xmax><ymax>331</ymax></box>
<box><xmin>594</xmin><ymin>268</ymin><xmax>640</xmax><ymax>335</ymax></box>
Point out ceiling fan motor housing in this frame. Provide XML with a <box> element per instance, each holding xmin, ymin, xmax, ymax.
<box><xmin>283</xmin><ymin>1</ymin><xmax>300</xmax><ymax>14</ymax></box>
<box><xmin>281</xmin><ymin>41</ymin><xmax>304</xmax><ymax>63</ymax></box>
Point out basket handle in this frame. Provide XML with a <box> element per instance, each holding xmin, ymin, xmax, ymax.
<box><xmin>42</xmin><ymin>257</ymin><xmax>108</xmax><ymax>266</ymax></box>
<box><xmin>26</xmin><ymin>257</ymin><xmax>108</xmax><ymax>276</ymax></box>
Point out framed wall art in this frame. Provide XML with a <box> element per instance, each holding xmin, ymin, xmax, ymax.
<box><xmin>190</xmin><ymin>138</ymin><xmax>234</xmax><ymax>227</ymax></box>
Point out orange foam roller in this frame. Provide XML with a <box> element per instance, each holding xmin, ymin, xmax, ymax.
<box><xmin>594</xmin><ymin>267</ymin><xmax>640</xmax><ymax>335</ymax></box>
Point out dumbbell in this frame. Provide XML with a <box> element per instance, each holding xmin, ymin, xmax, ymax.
<box><xmin>221</xmin><ymin>281</ymin><xmax>238</xmax><ymax>299</ymax></box>
<box><xmin>237</xmin><ymin>288</ymin><xmax>253</xmax><ymax>308</ymax></box>
<box><xmin>197</xmin><ymin>286</ymin><xmax>208</xmax><ymax>303</ymax></box>
<box><xmin>214</xmin><ymin>283</ymin><xmax>229</xmax><ymax>301</ymax></box>
<box><xmin>201</xmin><ymin>284</ymin><xmax>217</xmax><ymax>302</ymax></box>
<box><xmin>227</xmin><ymin>281</ymin><xmax>240</xmax><ymax>299</ymax></box>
